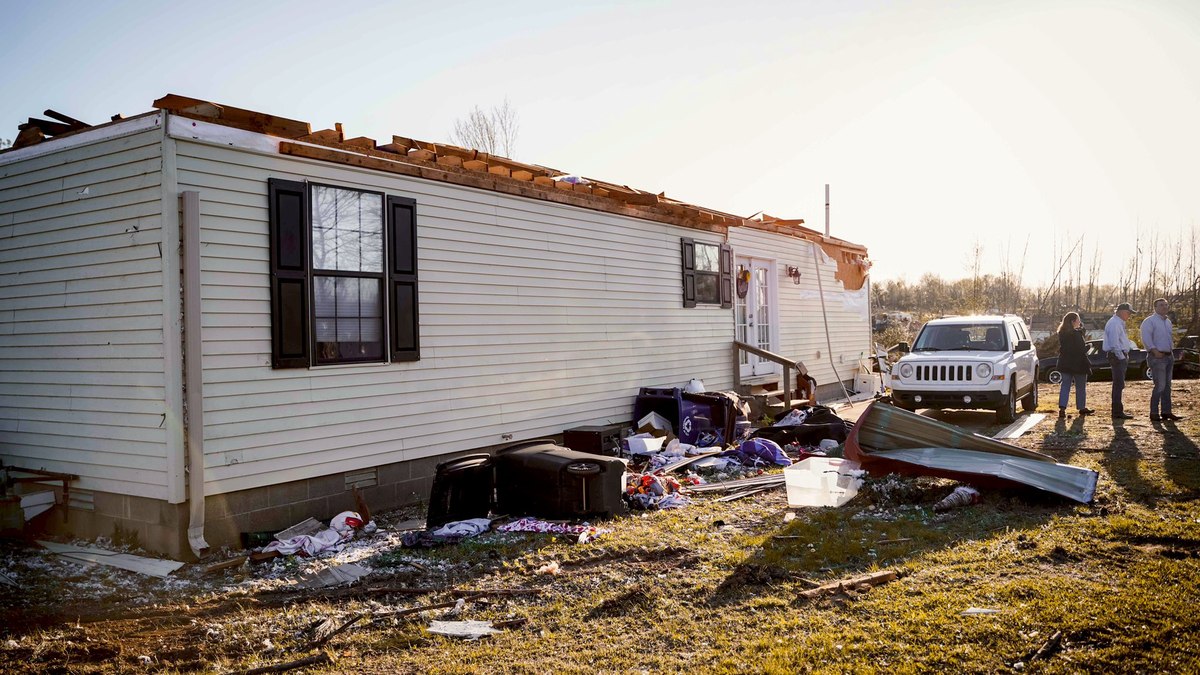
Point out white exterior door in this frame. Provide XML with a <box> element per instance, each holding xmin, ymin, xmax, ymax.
<box><xmin>735</xmin><ymin>258</ymin><xmax>779</xmax><ymax>378</ymax></box>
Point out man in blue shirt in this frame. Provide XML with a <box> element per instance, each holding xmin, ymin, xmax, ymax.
<box><xmin>1140</xmin><ymin>298</ymin><xmax>1181</xmax><ymax>422</ymax></box>
<box><xmin>1103</xmin><ymin>302</ymin><xmax>1136</xmax><ymax>419</ymax></box>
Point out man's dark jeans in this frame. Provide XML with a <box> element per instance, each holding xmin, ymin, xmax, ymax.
<box><xmin>1149</xmin><ymin>353</ymin><xmax>1175</xmax><ymax>417</ymax></box>
<box><xmin>1108</xmin><ymin>353</ymin><xmax>1127</xmax><ymax>416</ymax></box>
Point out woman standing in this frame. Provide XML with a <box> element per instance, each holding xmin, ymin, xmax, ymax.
<box><xmin>1056</xmin><ymin>311</ymin><xmax>1094</xmax><ymax>417</ymax></box>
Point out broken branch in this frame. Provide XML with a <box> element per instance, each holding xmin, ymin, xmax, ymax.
<box><xmin>308</xmin><ymin>613</ymin><xmax>367</xmax><ymax>649</ymax></box>
<box><xmin>799</xmin><ymin>570</ymin><xmax>897</xmax><ymax>600</ymax></box>
<box><xmin>235</xmin><ymin>651</ymin><xmax>333</xmax><ymax>675</ymax></box>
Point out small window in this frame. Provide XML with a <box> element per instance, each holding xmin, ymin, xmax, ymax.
<box><xmin>681</xmin><ymin>238</ymin><xmax>733</xmax><ymax>308</ymax></box>
<box><xmin>268</xmin><ymin>178</ymin><xmax>420</xmax><ymax>368</ymax></box>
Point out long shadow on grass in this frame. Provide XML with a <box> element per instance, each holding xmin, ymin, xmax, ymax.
<box><xmin>703</xmin><ymin>485</ymin><xmax>1063</xmax><ymax>608</ymax></box>
<box><xmin>1099</xmin><ymin>425</ymin><xmax>1161</xmax><ymax>505</ymax></box>
<box><xmin>1162</xmin><ymin>423</ymin><xmax>1200</xmax><ymax>497</ymax></box>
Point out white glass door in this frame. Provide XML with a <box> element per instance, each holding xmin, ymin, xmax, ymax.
<box><xmin>735</xmin><ymin>258</ymin><xmax>778</xmax><ymax>378</ymax></box>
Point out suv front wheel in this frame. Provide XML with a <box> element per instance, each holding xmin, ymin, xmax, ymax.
<box><xmin>997</xmin><ymin>388</ymin><xmax>1017</xmax><ymax>424</ymax></box>
<box><xmin>1022</xmin><ymin>377</ymin><xmax>1039</xmax><ymax>412</ymax></box>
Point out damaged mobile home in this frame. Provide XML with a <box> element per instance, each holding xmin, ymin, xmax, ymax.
<box><xmin>0</xmin><ymin>95</ymin><xmax>871</xmax><ymax>558</ymax></box>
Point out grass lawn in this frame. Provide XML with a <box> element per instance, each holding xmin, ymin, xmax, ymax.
<box><xmin>2</xmin><ymin>380</ymin><xmax>1199</xmax><ymax>674</ymax></box>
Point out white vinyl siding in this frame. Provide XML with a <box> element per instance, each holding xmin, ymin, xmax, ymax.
<box><xmin>727</xmin><ymin>227</ymin><xmax>871</xmax><ymax>387</ymax></box>
<box><xmin>174</xmin><ymin>139</ymin><xmax>733</xmax><ymax>495</ymax></box>
<box><xmin>0</xmin><ymin>125</ymin><xmax>170</xmax><ymax>498</ymax></box>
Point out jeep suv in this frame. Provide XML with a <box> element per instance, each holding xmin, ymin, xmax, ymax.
<box><xmin>889</xmin><ymin>315</ymin><xmax>1039</xmax><ymax>423</ymax></box>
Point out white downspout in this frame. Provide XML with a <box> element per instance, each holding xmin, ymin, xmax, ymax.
<box><xmin>181</xmin><ymin>190</ymin><xmax>210</xmax><ymax>556</ymax></box>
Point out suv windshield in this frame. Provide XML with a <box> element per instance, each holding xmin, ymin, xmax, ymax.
<box><xmin>912</xmin><ymin>323</ymin><xmax>1009</xmax><ymax>352</ymax></box>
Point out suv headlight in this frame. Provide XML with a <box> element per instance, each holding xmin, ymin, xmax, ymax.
<box><xmin>899</xmin><ymin>364</ymin><xmax>914</xmax><ymax>379</ymax></box>
<box><xmin>977</xmin><ymin>363</ymin><xmax>993</xmax><ymax>379</ymax></box>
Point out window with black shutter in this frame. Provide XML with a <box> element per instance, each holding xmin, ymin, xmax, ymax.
<box><xmin>680</xmin><ymin>238</ymin><xmax>733</xmax><ymax>309</ymax></box>
<box><xmin>268</xmin><ymin>179</ymin><xmax>420</xmax><ymax>368</ymax></box>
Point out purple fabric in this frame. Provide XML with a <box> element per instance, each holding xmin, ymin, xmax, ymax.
<box><xmin>721</xmin><ymin>438</ymin><xmax>792</xmax><ymax>467</ymax></box>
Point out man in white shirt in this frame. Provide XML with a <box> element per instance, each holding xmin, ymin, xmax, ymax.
<box><xmin>1103</xmin><ymin>302</ymin><xmax>1135</xmax><ymax>419</ymax></box>
<box><xmin>1140</xmin><ymin>298</ymin><xmax>1180</xmax><ymax>422</ymax></box>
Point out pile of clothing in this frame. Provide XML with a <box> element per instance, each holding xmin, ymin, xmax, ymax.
<box><xmin>624</xmin><ymin>473</ymin><xmax>691</xmax><ymax>510</ymax></box>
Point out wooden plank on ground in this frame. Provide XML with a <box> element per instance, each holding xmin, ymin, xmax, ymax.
<box><xmin>204</xmin><ymin>556</ymin><xmax>249</xmax><ymax>575</ymax></box>
<box><xmin>38</xmin><ymin>541</ymin><xmax>185</xmax><ymax>578</ymax></box>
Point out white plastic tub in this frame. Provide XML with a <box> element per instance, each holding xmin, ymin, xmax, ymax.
<box><xmin>784</xmin><ymin>457</ymin><xmax>863</xmax><ymax>508</ymax></box>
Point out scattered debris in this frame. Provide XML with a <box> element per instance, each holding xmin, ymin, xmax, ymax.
<box><xmin>496</xmin><ymin>517</ymin><xmax>610</xmax><ymax>540</ymax></box>
<box><xmin>687</xmin><ymin>473</ymin><xmax>785</xmax><ymax>494</ymax></box>
<box><xmin>265</xmin><ymin>511</ymin><xmax>365</xmax><ymax>556</ymax></box>
<box><xmin>291</xmin><ymin>562</ymin><xmax>371</xmax><ymax>590</ymax></box>
<box><xmin>799</xmin><ymin>570</ymin><xmax>897</xmax><ymax>600</ymax></box>
<box><xmin>960</xmin><ymin>607</ymin><xmax>1001</xmax><ymax>616</ymax></box>
<box><xmin>535</xmin><ymin>561</ymin><xmax>561</xmax><ymax>576</ymax></box>
<box><xmin>203</xmin><ymin>555</ymin><xmax>249</xmax><ymax>576</ymax></box>
<box><xmin>37</xmin><ymin>540</ymin><xmax>185</xmax><ymax>578</ymax></box>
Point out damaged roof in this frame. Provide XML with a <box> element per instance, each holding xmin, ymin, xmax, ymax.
<box><xmin>4</xmin><ymin>93</ymin><xmax>871</xmax><ymax>289</ymax></box>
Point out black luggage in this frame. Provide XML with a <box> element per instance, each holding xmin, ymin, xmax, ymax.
<box><xmin>750</xmin><ymin>405</ymin><xmax>850</xmax><ymax>446</ymax></box>
<box><xmin>493</xmin><ymin>440</ymin><xmax>626</xmax><ymax>520</ymax></box>
<box><xmin>426</xmin><ymin>454</ymin><xmax>494</xmax><ymax>529</ymax></box>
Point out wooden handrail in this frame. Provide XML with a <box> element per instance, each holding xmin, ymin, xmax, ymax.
<box><xmin>731</xmin><ymin>341</ymin><xmax>813</xmax><ymax>409</ymax></box>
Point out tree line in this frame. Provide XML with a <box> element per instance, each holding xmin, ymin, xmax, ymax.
<box><xmin>872</xmin><ymin>228</ymin><xmax>1200</xmax><ymax>334</ymax></box>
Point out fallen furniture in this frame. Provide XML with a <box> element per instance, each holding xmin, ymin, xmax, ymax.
<box><xmin>844</xmin><ymin>402</ymin><xmax>1098</xmax><ymax>503</ymax></box>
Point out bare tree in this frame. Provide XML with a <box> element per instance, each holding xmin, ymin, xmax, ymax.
<box><xmin>965</xmin><ymin>237</ymin><xmax>984</xmax><ymax>311</ymax></box>
<box><xmin>0</xmin><ymin>138</ymin><xmax>11</xmax><ymax>150</ymax></box>
<box><xmin>450</xmin><ymin>99</ymin><xmax>519</xmax><ymax>158</ymax></box>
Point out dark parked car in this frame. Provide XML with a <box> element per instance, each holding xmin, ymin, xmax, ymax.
<box><xmin>1040</xmin><ymin>339</ymin><xmax>1149</xmax><ymax>384</ymax></box>
<box><xmin>1040</xmin><ymin>339</ymin><xmax>1197</xmax><ymax>383</ymax></box>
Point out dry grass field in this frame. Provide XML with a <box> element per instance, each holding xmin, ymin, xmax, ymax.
<box><xmin>2</xmin><ymin>380</ymin><xmax>1198</xmax><ymax>674</ymax></box>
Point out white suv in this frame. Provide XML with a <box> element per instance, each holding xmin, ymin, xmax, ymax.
<box><xmin>889</xmin><ymin>315</ymin><xmax>1038</xmax><ymax>423</ymax></box>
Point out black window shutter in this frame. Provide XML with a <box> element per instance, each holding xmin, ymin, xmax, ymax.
<box><xmin>719</xmin><ymin>243</ymin><xmax>734</xmax><ymax>309</ymax></box>
<box><xmin>681</xmin><ymin>238</ymin><xmax>697</xmax><ymax>308</ymax></box>
<box><xmin>387</xmin><ymin>195</ymin><xmax>420</xmax><ymax>362</ymax></box>
<box><xmin>268</xmin><ymin>178</ymin><xmax>310</xmax><ymax>368</ymax></box>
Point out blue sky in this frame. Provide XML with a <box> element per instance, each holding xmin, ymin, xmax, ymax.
<box><xmin>3</xmin><ymin>0</ymin><xmax>1198</xmax><ymax>285</ymax></box>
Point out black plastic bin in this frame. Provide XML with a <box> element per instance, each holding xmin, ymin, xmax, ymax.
<box><xmin>426</xmin><ymin>453</ymin><xmax>494</xmax><ymax>529</ymax></box>
<box><xmin>632</xmin><ymin>387</ymin><xmax>736</xmax><ymax>446</ymax></box>
<box><xmin>493</xmin><ymin>439</ymin><xmax>626</xmax><ymax>520</ymax></box>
